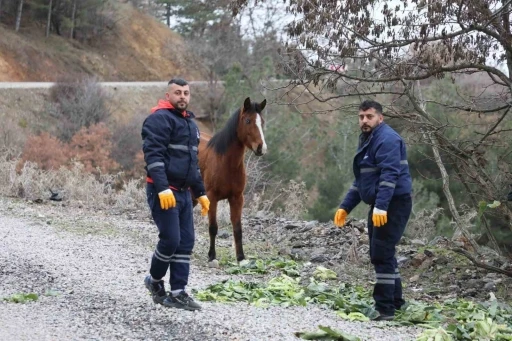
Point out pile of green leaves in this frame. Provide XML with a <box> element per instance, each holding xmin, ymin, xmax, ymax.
<box><xmin>194</xmin><ymin>274</ymin><xmax>378</xmax><ymax>315</ymax></box>
<box><xmin>200</xmin><ymin>257</ymin><xmax>512</xmax><ymax>340</ymax></box>
<box><xmin>409</xmin><ymin>295</ymin><xmax>512</xmax><ymax>340</ymax></box>
<box><xmin>194</xmin><ymin>275</ymin><xmax>307</xmax><ymax>307</ymax></box>
<box><xmin>296</xmin><ymin>297</ymin><xmax>512</xmax><ymax>341</ymax></box>
<box><xmin>223</xmin><ymin>258</ymin><xmax>301</xmax><ymax>277</ymax></box>
<box><xmin>222</xmin><ymin>258</ymin><xmax>337</xmax><ymax>281</ymax></box>
<box><xmin>197</xmin><ymin>261</ymin><xmax>512</xmax><ymax>341</ymax></box>
<box><xmin>296</xmin><ymin>295</ymin><xmax>512</xmax><ymax>341</ymax></box>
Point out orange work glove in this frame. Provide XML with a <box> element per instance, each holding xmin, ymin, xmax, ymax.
<box><xmin>158</xmin><ymin>189</ymin><xmax>176</xmax><ymax>210</ymax></box>
<box><xmin>334</xmin><ymin>208</ymin><xmax>348</xmax><ymax>228</ymax></box>
<box><xmin>197</xmin><ymin>195</ymin><xmax>210</xmax><ymax>216</ymax></box>
<box><xmin>372</xmin><ymin>208</ymin><xmax>388</xmax><ymax>227</ymax></box>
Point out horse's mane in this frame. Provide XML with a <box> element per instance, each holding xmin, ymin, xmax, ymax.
<box><xmin>207</xmin><ymin>108</ymin><xmax>241</xmax><ymax>154</ymax></box>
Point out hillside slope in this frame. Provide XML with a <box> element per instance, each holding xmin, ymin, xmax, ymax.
<box><xmin>0</xmin><ymin>2</ymin><xmax>207</xmax><ymax>82</ymax></box>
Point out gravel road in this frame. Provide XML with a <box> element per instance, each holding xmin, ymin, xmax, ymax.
<box><xmin>0</xmin><ymin>198</ymin><xmax>421</xmax><ymax>341</ymax></box>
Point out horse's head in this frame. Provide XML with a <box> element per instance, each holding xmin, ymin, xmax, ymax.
<box><xmin>238</xmin><ymin>97</ymin><xmax>267</xmax><ymax>156</ymax></box>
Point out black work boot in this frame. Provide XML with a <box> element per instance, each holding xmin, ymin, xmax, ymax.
<box><xmin>163</xmin><ymin>291</ymin><xmax>202</xmax><ymax>311</ymax></box>
<box><xmin>372</xmin><ymin>313</ymin><xmax>395</xmax><ymax>321</ymax></box>
<box><xmin>144</xmin><ymin>275</ymin><xmax>167</xmax><ymax>304</ymax></box>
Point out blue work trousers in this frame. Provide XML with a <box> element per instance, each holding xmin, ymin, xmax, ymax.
<box><xmin>146</xmin><ymin>183</ymin><xmax>195</xmax><ymax>291</ymax></box>
<box><xmin>367</xmin><ymin>194</ymin><xmax>412</xmax><ymax>316</ymax></box>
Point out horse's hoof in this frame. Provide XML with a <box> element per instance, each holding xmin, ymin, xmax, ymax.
<box><xmin>208</xmin><ymin>259</ymin><xmax>220</xmax><ymax>268</ymax></box>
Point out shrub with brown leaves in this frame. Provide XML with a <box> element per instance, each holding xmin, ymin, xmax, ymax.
<box><xmin>19</xmin><ymin>132</ymin><xmax>72</xmax><ymax>171</ymax></box>
<box><xmin>70</xmin><ymin>123</ymin><xmax>119</xmax><ymax>175</ymax></box>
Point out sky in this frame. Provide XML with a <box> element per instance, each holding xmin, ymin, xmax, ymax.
<box><xmin>166</xmin><ymin>0</ymin><xmax>510</xmax><ymax>75</ymax></box>
<box><xmin>238</xmin><ymin>0</ymin><xmax>509</xmax><ymax>74</ymax></box>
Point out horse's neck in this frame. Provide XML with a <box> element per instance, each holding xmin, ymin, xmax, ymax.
<box><xmin>225</xmin><ymin>140</ymin><xmax>246</xmax><ymax>169</ymax></box>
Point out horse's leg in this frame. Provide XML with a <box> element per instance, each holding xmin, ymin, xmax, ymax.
<box><xmin>207</xmin><ymin>198</ymin><xmax>220</xmax><ymax>267</ymax></box>
<box><xmin>228</xmin><ymin>194</ymin><xmax>245</xmax><ymax>262</ymax></box>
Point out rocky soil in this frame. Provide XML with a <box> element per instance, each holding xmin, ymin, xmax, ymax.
<box><xmin>240</xmin><ymin>214</ymin><xmax>512</xmax><ymax>303</ymax></box>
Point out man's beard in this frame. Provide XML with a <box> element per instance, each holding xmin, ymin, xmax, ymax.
<box><xmin>174</xmin><ymin>102</ymin><xmax>188</xmax><ymax>110</ymax></box>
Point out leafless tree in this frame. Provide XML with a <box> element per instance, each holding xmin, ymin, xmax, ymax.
<box><xmin>231</xmin><ymin>0</ymin><xmax>512</xmax><ymax>253</ymax></box>
<box><xmin>47</xmin><ymin>77</ymin><xmax>112</xmax><ymax>142</ymax></box>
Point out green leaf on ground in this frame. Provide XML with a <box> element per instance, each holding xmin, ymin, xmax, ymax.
<box><xmin>3</xmin><ymin>292</ymin><xmax>39</xmax><ymax>303</ymax></box>
<box><xmin>295</xmin><ymin>325</ymin><xmax>362</xmax><ymax>340</ymax></box>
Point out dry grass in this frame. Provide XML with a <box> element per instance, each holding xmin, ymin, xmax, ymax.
<box><xmin>0</xmin><ymin>153</ymin><xmax>146</xmax><ymax>212</ymax></box>
<box><xmin>242</xmin><ymin>179</ymin><xmax>309</xmax><ymax>221</ymax></box>
<box><xmin>0</xmin><ymin>119</ymin><xmax>29</xmax><ymax>154</ymax></box>
<box><xmin>406</xmin><ymin>207</ymin><xmax>444</xmax><ymax>241</ymax></box>
<box><xmin>0</xmin><ymin>151</ymin><xmax>304</xmax><ymax>221</ymax></box>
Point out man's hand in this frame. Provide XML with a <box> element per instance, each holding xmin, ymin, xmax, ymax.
<box><xmin>158</xmin><ymin>189</ymin><xmax>176</xmax><ymax>210</ymax></box>
<box><xmin>198</xmin><ymin>195</ymin><xmax>210</xmax><ymax>216</ymax></box>
<box><xmin>334</xmin><ymin>208</ymin><xmax>348</xmax><ymax>228</ymax></box>
<box><xmin>372</xmin><ymin>208</ymin><xmax>387</xmax><ymax>227</ymax></box>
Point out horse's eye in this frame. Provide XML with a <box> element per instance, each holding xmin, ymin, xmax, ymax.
<box><xmin>245</xmin><ymin>119</ymin><xmax>251</xmax><ymax>124</ymax></box>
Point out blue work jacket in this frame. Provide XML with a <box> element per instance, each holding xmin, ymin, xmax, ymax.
<box><xmin>340</xmin><ymin>123</ymin><xmax>412</xmax><ymax>212</ymax></box>
<box><xmin>142</xmin><ymin>100</ymin><xmax>206</xmax><ymax>198</ymax></box>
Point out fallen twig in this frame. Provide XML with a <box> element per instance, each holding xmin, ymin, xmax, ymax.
<box><xmin>451</xmin><ymin>247</ymin><xmax>512</xmax><ymax>278</ymax></box>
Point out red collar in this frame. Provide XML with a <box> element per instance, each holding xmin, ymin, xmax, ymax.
<box><xmin>151</xmin><ymin>100</ymin><xmax>188</xmax><ymax>117</ymax></box>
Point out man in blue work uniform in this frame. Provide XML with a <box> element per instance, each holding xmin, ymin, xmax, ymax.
<box><xmin>334</xmin><ymin>100</ymin><xmax>412</xmax><ymax>321</ymax></box>
<box><xmin>142</xmin><ymin>78</ymin><xmax>210</xmax><ymax>311</ymax></box>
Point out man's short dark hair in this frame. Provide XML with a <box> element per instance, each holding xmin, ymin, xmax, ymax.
<box><xmin>168</xmin><ymin>78</ymin><xmax>188</xmax><ymax>86</ymax></box>
<box><xmin>359</xmin><ymin>100</ymin><xmax>383</xmax><ymax>114</ymax></box>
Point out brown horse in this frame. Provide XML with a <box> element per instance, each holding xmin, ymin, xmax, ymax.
<box><xmin>197</xmin><ymin>97</ymin><xmax>267</xmax><ymax>266</ymax></box>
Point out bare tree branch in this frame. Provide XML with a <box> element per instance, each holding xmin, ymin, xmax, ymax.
<box><xmin>452</xmin><ymin>247</ymin><xmax>512</xmax><ymax>277</ymax></box>
<box><xmin>476</xmin><ymin>106</ymin><xmax>512</xmax><ymax>147</ymax></box>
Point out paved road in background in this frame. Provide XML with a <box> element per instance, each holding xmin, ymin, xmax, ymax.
<box><xmin>0</xmin><ymin>80</ymin><xmax>292</xmax><ymax>89</ymax></box>
<box><xmin>0</xmin><ymin>81</ymin><xmax>217</xmax><ymax>89</ymax></box>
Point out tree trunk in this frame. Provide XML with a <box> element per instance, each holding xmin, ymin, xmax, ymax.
<box><xmin>165</xmin><ymin>2</ymin><xmax>171</xmax><ymax>27</ymax></box>
<box><xmin>69</xmin><ymin>0</ymin><xmax>77</xmax><ymax>39</ymax></box>
<box><xmin>428</xmin><ymin>133</ymin><xmax>478</xmax><ymax>248</ymax></box>
<box><xmin>46</xmin><ymin>0</ymin><xmax>53</xmax><ymax>38</ymax></box>
<box><xmin>502</xmin><ymin>0</ymin><xmax>512</xmax><ymax>79</ymax></box>
<box><xmin>15</xmin><ymin>0</ymin><xmax>24</xmax><ymax>32</ymax></box>
<box><xmin>207</xmin><ymin>68</ymin><xmax>218</xmax><ymax>131</ymax></box>
<box><xmin>414</xmin><ymin>81</ymin><xmax>480</xmax><ymax>252</ymax></box>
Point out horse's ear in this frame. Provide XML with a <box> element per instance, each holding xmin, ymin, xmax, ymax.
<box><xmin>243</xmin><ymin>97</ymin><xmax>251</xmax><ymax>111</ymax></box>
<box><xmin>259</xmin><ymin>99</ymin><xmax>267</xmax><ymax>112</ymax></box>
